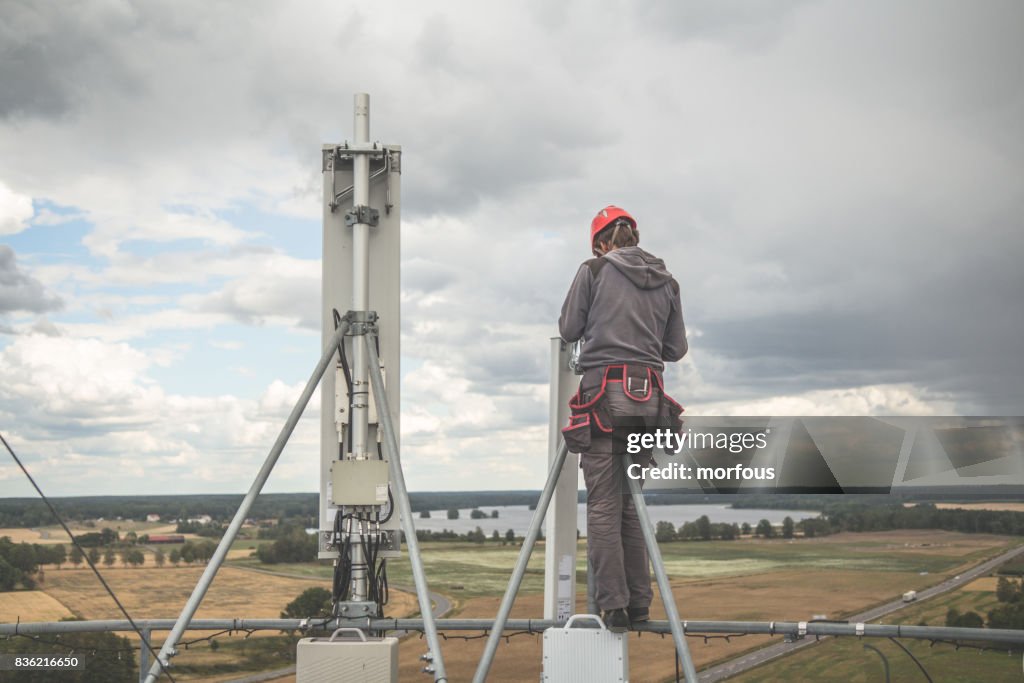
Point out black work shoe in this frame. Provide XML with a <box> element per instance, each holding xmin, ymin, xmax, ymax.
<box><xmin>603</xmin><ymin>608</ymin><xmax>629</xmax><ymax>633</ymax></box>
<box><xmin>628</xmin><ymin>607</ymin><xmax>650</xmax><ymax>623</ymax></box>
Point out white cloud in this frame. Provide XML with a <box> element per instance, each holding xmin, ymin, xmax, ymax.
<box><xmin>0</xmin><ymin>334</ymin><xmax>321</xmax><ymax>495</ymax></box>
<box><xmin>0</xmin><ymin>182</ymin><xmax>33</xmax><ymax>235</ymax></box>
<box><xmin>0</xmin><ymin>1</ymin><xmax>1020</xmax><ymax>494</ymax></box>
<box><xmin>690</xmin><ymin>384</ymin><xmax>957</xmax><ymax>417</ymax></box>
<box><xmin>0</xmin><ymin>246</ymin><xmax>62</xmax><ymax>314</ymax></box>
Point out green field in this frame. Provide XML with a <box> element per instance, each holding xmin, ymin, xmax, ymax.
<box><xmin>225</xmin><ymin>532</ymin><xmax>1007</xmax><ymax>601</ymax></box>
<box><xmin>727</xmin><ymin>636</ymin><xmax>1020</xmax><ymax>683</ymax></box>
<box><xmin>33</xmin><ymin>529</ymin><xmax>1011</xmax><ymax>682</ymax></box>
<box><xmin>727</xmin><ymin>565</ymin><xmax>1021</xmax><ymax>682</ymax></box>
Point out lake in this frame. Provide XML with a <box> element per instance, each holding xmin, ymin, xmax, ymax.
<box><xmin>411</xmin><ymin>504</ymin><xmax>820</xmax><ymax>537</ymax></box>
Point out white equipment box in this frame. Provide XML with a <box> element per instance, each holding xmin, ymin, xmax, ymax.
<box><xmin>542</xmin><ymin>614</ymin><xmax>629</xmax><ymax>682</ymax></box>
<box><xmin>297</xmin><ymin>628</ymin><xmax>398</xmax><ymax>683</ymax></box>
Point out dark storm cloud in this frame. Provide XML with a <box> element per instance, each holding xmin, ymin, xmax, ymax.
<box><xmin>0</xmin><ymin>245</ymin><xmax>62</xmax><ymax>314</ymax></box>
<box><xmin>401</xmin><ymin>258</ymin><xmax>459</xmax><ymax>294</ymax></box>
<box><xmin>3</xmin><ymin>0</ymin><xmax>1022</xmax><ymax>427</ymax></box>
<box><xmin>695</xmin><ymin>204</ymin><xmax>1024</xmax><ymax>413</ymax></box>
<box><xmin>0</xmin><ymin>1</ymin><xmax>144</xmax><ymax>119</ymax></box>
<box><xmin>632</xmin><ymin>0</ymin><xmax>812</xmax><ymax>49</ymax></box>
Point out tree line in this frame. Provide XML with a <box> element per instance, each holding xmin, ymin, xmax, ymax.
<box><xmin>653</xmin><ymin>516</ymin><xmax>819</xmax><ymax>542</ymax></box>
<box><xmin>0</xmin><ymin>491</ymin><xmax>537</xmax><ymax>528</ymax></box>
<box><xmin>0</xmin><ymin>537</ymin><xmax>67</xmax><ymax>590</ymax></box>
<box><xmin>946</xmin><ymin>576</ymin><xmax>1024</xmax><ymax>633</ymax></box>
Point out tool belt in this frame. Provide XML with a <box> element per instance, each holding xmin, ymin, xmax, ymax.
<box><xmin>561</xmin><ymin>363</ymin><xmax>684</xmax><ymax>454</ymax></box>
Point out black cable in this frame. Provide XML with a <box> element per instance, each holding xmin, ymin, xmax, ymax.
<box><xmin>333</xmin><ymin>309</ymin><xmax>354</xmax><ymax>457</ymax></box>
<box><xmin>374</xmin><ymin>442</ymin><xmax>394</xmax><ymax>524</ymax></box>
<box><xmin>0</xmin><ymin>432</ymin><xmax>174</xmax><ymax>682</ymax></box>
<box><xmin>377</xmin><ymin>559</ymin><xmax>389</xmax><ymax>607</ymax></box>
<box><xmin>888</xmin><ymin>637</ymin><xmax>933</xmax><ymax>682</ymax></box>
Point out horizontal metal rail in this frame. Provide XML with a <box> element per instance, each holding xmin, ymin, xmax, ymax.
<box><xmin>4</xmin><ymin>618</ymin><xmax>1024</xmax><ymax>646</ymax></box>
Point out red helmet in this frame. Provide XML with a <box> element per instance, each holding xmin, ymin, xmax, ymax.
<box><xmin>590</xmin><ymin>205</ymin><xmax>637</xmax><ymax>250</ymax></box>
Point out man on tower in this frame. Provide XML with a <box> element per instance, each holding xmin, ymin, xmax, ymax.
<box><xmin>558</xmin><ymin>205</ymin><xmax>687</xmax><ymax>632</ymax></box>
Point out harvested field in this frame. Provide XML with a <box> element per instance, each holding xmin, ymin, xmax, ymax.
<box><xmin>935</xmin><ymin>502</ymin><xmax>1024</xmax><ymax>513</ymax></box>
<box><xmin>33</xmin><ymin>566</ymin><xmax>417</xmax><ymax>681</ymax></box>
<box><xmin>43</xmin><ymin>566</ymin><xmax>415</xmax><ymax>624</ymax></box>
<box><xmin>963</xmin><ymin>576</ymin><xmax>999</xmax><ymax>591</ymax></box>
<box><xmin>0</xmin><ymin>527</ymin><xmax>73</xmax><ymax>544</ymax></box>
<box><xmin>0</xmin><ymin>590</ymin><xmax>73</xmax><ymax>622</ymax></box>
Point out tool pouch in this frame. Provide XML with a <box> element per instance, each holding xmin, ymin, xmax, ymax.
<box><xmin>563</xmin><ymin>370</ymin><xmax>610</xmax><ymax>454</ymax></box>
<box><xmin>561</xmin><ymin>412</ymin><xmax>592</xmax><ymax>454</ymax></box>
<box><xmin>652</xmin><ymin>372</ymin><xmax>685</xmax><ymax>433</ymax></box>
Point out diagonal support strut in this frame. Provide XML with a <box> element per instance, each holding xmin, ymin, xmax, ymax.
<box><xmin>364</xmin><ymin>332</ymin><xmax>449</xmax><ymax>683</ymax></box>
<box><xmin>143</xmin><ymin>320</ymin><xmax>350</xmax><ymax>682</ymax></box>
<box><xmin>472</xmin><ymin>440</ymin><xmax>570</xmax><ymax>682</ymax></box>
<box><xmin>625</xmin><ymin>460</ymin><xmax>699</xmax><ymax>681</ymax></box>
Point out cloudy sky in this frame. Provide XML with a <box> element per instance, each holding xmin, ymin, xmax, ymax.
<box><xmin>1</xmin><ymin>1</ymin><xmax>1021</xmax><ymax>496</ymax></box>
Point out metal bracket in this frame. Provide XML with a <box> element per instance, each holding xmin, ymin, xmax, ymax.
<box><xmin>345</xmin><ymin>205</ymin><xmax>379</xmax><ymax>227</ymax></box>
<box><xmin>334</xmin><ymin>601</ymin><xmax>378</xmax><ymax>618</ymax></box>
<box><xmin>325</xmin><ymin>143</ymin><xmax>399</xmax><ymax>213</ymax></box>
<box><xmin>343</xmin><ymin>310</ymin><xmax>378</xmax><ymax>337</ymax></box>
<box><xmin>318</xmin><ymin>531</ymin><xmax>336</xmax><ymax>554</ymax></box>
<box><xmin>344</xmin><ymin>310</ymin><xmax>378</xmax><ymax>324</ymax></box>
<box><xmin>380</xmin><ymin>529</ymin><xmax>400</xmax><ymax>554</ymax></box>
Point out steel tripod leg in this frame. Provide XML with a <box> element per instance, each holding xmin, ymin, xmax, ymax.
<box><xmin>143</xmin><ymin>320</ymin><xmax>350</xmax><ymax>683</ymax></box>
<box><xmin>586</xmin><ymin>537</ymin><xmax>598</xmax><ymax>615</ymax></box>
<box><xmin>364</xmin><ymin>335</ymin><xmax>448</xmax><ymax>683</ymax></box>
<box><xmin>624</xmin><ymin>461</ymin><xmax>699</xmax><ymax>682</ymax></box>
<box><xmin>472</xmin><ymin>440</ymin><xmax>570</xmax><ymax>683</ymax></box>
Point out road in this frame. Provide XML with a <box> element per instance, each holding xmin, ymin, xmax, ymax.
<box><xmin>698</xmin><ymin>543</ymin><xmax>1024</xmax><ymax>682</ymax></box>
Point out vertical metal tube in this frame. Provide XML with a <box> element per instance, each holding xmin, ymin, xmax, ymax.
<box><xmin>349</xmin><ymin>92</ymin><xmax>371</xmax><ymax>601</ymax></box>
<box><xmin>364</xmin><ymin>335</ymin><xmax>448</xmax><ymax>683</ymax></box>
<box><xmin>544</xmin><ymin>339</ymin><xmax>579</xmax><ymax>622</ymax></box>
<box><xmin>138</xmin><ymin>628</ymin><xmax>150</xmax><ymax>683</ymax></box>
<box><xmin>586</xmin><ymin>539</ymin><xmax>598</xmax><ymax>615</ymax></box>
<box><xmin>473</xmin><ymin>440</ymin><xmax>570</xmax><ymax>683</ymax></box>
<box><xmin>624</xmin><ymin>464</ymin><xmax>699</xmax><ymax>682</ymax></box>
<box><xmin>142</xmin><ymin>321</ymin><xmax>349</xmax><ymax>683</ymax></box>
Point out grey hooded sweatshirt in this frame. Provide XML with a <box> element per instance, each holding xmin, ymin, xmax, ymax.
<box><xmin>559</xmin><ymin>246</ymin><xmax>687</xmax><ymax>371</ymax></box>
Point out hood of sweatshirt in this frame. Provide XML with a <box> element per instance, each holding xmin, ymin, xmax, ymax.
<box><xmin>602</xmin><ymin>246</ymin><xmax>673</xmax><ymax>290</ymax></box>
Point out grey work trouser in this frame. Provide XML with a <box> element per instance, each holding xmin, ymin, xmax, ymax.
<box><xmin>580</xmin><ymin>381</ymin><xmax>659</xmax><ymax>613</ymax></box>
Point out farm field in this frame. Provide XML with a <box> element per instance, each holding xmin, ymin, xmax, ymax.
<box><xmin>934</xmin><ymin>502</ymin><xmax>1024</xmax><ymax>513</ymax></box>
<box><xmin>0</xmin><ymin>590</ymin><xmax>74</xmax><ymax>622</ymax></box>
<box><xmin>0</xmin><ymin>529</ymin><xmax>1017</xmax><ymax>680</ymax></box>
<box><xmin>244</xmin><ymin>530</ymin><xmax>1020</xmax><ymax>683</ymax></box>
<box><xmin>728</xmin><ymin>570</ymin><xmax>1020</xmax><ymax>682</ymax></box>
<box><xmin>0</xmin><ymin>521</ymin><xmax>187</xmax><ymax>544</ymax></box>
<box><xmin>22</xmin><ymin>565</ymin><xmax>417</xmax><ymax>681</ymax></box>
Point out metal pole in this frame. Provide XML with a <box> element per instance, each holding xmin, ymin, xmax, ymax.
<box><xmin>625</xmin><ymin>462</ymin><xmax>699</xmax><ymax>682</ymax></box>
<box><xmin>349</xmin><ymin>92</ymin><xmax>372</xmax><ymax>601</ymax></box>
<box><xmin>7</xmin><ymin>617</ymin><xmax>1024</xmax><ymax>644</ymax></box>
<box><xmin>544</xmin><ymin>339</ymin><xmax>578</xmax><ymax>622</ymax></box>
<box><xmin>364</xmin><ymin>334</ymin><xmax>448</xmax><ymax>683</ymax></box>
<box><xmin>473</xmin><ymin>440</ymin><xmax>570</xmax><ymax>683</ymax></box>
<box><xmin>138</xmin><ymin>628</ymin><xmax>150</xmax><ymax>683</ymax></box>
<box><xmin>142</xmin><ymin>321</ymin><xmax>349</xmax><ymax>683</ymax></box>
<box><xmin>586</xmin><ymin>538</ymin><xmax>598</xmax><ymax>615</ymax></box>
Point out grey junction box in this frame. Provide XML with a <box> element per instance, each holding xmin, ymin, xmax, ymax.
<box><xmin>296</xmin><ymin>628</ymin><xmax>398</xmax><ymax>683</ymax></box>
<box><xmin>329</xmin><ymin>458</ymin><xmax>390</xmax><ymax>507</ymax></box>
<box><xmin>542</xmin><ymin>614</ymin><xmax>629</xmax><ymax>682</ymax></box>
